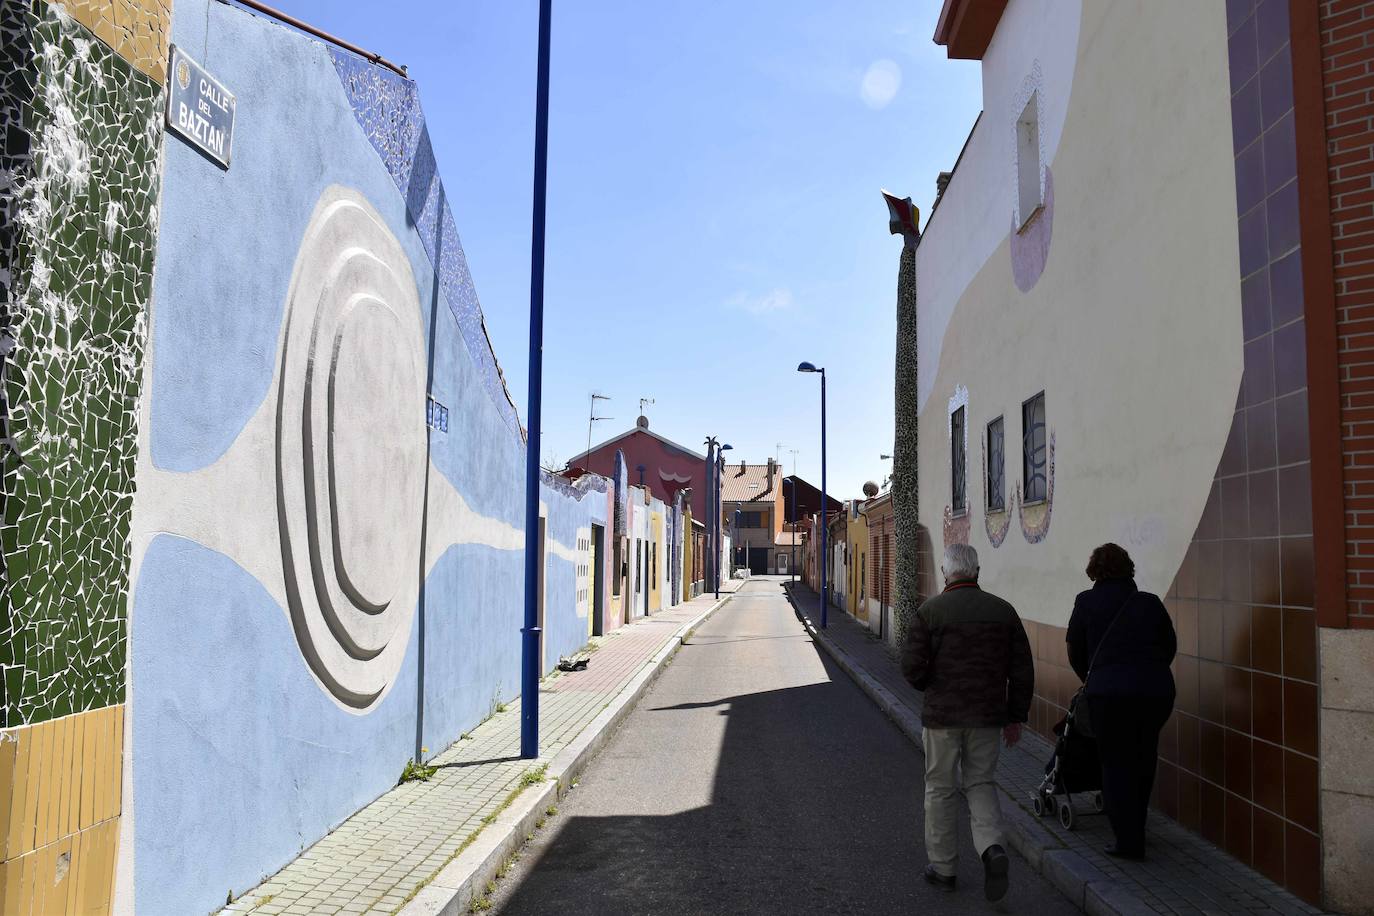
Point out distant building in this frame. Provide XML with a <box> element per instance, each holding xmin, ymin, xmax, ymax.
<box><xmin>567</xmin><ymin>416</ymin><xmax>708</xmax><ymax>519</ymax></box>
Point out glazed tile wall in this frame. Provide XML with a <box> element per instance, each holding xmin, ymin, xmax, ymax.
<box><xmin>1028</xmin><ymin>1</ymin><xmax>1322</xmax><ymax>903</ymax></box>
<box><xmin>1</xmin><ymin>0</ymin><xmax>161</xmax><ymax>729</ymax></box>
<box><xmin>63</xmin><ymin>0</ymin><xmax>172</xmax><ymax>85</ymax></box>
<box><xmin>0</xmin><ymin>706</ymin><xmax>124</xmax><ymax>914</ymax></box>
<box><xmin>0</xmin><ymin>2</ymin><xmax>163</xmax><ymax>912</ymax></box>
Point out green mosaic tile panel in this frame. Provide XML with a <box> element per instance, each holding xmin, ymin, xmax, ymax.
<box><xmin>0</xmin><ymin>1</ymin><xmax>162</xmax><ymax>727</ymax></box>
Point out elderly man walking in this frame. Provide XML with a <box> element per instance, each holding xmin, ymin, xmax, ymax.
<box><xmin>901</xmin><ymin>543</ymin><xmax>1034</xmax><ymax>901</ymax></box>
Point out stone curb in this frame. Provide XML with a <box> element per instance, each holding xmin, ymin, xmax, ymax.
<box><xmin>400</xmin><ymin>591</ymin><xmax>736</xmax><ymax>916</ymax></box>
<box><xmin>783</xmin><ymin>586</ymin><xmax>1155</xmax><ymax>916</ymax></box>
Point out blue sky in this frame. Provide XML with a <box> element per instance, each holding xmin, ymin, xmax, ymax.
<box><xmin>273</xmin><ymin>1</ymin><xmax>981</xmax><ymax>496</ymax></box>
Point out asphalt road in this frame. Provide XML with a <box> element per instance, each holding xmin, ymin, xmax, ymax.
<box><xmin>489</xmin><ymin>577</ymin><xmax>1078</xmax><ymax>915</ymax></box>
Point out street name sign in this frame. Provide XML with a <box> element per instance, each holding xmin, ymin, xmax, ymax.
<box><xmin>166</xmin><ymin>45</ymin><xmax>236</xmax><ymax>169</ymax></box>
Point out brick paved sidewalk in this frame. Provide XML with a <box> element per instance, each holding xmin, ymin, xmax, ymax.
<box><xmin>785</xmin><ymin>583</ymin><xmax>1322</xmax><ymax>916</ymax></box>
<box><xmin>222</xmin><ymin>585</ymin><xmax>736</xmax><ymax>916</ymax></box>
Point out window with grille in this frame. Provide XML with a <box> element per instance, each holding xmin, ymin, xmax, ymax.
<box><xmin>1022</xmin><ymin>393</ymin><xmax>1047</xmax><ymax>503</ymax></box>
<box><xmin>951</xmin><ymin>405</ymin><xmax>967</xmax><ymax>514</ymax></box>
<box><xmin>987</xmin><ymin>416</ymin><xmax>1005</xmax><ymax>511</ymax></box>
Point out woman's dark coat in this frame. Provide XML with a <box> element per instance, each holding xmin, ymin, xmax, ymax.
<box><xmin>1066</xmin><ymin>578</ymin><xmax>1176</xmax><ymax>698</ymax></box>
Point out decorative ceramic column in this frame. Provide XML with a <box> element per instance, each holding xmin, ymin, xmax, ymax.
<box><xmin>884</xmin><ymin>191</ymin><xmax>922</xmax><ymax>643</ymax></box>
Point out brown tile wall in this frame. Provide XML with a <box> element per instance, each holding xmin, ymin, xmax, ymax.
<box><xmin>1027</xmin><ymin>1</ymin><xmax>1323</xmax><ymax>903</ymax></box>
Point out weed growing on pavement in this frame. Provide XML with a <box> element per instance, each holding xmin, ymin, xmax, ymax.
<box><xmin>496</xmin><ymin>701</ymin><xmax>508</xmax><ymax>713</ymax></box>
<box><xmin>399</xmin><ymin>759</ymin><xmax>438</xmax><ymax>784</ymax></box>
<box><xmin>545</xmin><ymin>804</ymin><xmax>558</xmax><ymax>816</ymax></box>
<box><xmin>520</xmin><ymin>765</ymin><xmax>548</xmax><ymax>787</ymax></box>
<box><xmin>470</xmin><ymin>893</ymin><xmax>493</xmax><ymax>912</ymax></box>
<box><xmin>535</xmin><ymin>817</ymin><xmax>546</xmax><ymax>829</ymax></box>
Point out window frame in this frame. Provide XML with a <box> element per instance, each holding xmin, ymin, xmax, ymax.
<box><xmin>1022</xmin><ymin>392</ymin><xmax>1048</xmax><ymax>505</ymax></box>
<box><xmin>986</xmin><ymin>415</ymin><xmax>1006</xmax><ymax>512</ymax></box>
<box><xmin>951</xmin><ymin>404</ymin><xmax>967</xmax><ymax>516</ymax></box>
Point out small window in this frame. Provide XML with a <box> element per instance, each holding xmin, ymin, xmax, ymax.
<box><xmin>1023</xmin><ymin>393</ymin><xmax>1047</xmax><ymax>503</ymax></box>
<box><xmin>951</xmin><ymin>405</ymin><xmax>966</xmax><ymax>514</ymax></box>
<box><xmin>1016</xmin><ymin>92</ymin><xmax>1042</xmax><ymax>229</ymax></box>
<box><xmin>987</xmin><ymin>417</ymin><xmax>1005</xmax><ymax>511</ymax></box>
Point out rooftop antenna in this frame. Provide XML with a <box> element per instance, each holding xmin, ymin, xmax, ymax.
<box><xmin>788</xmin><ymin>448</ymin><xmax>799</xmax><ymax>476</ymax></box>
<box><xmin>639</xmin><ymin>396</ymin><xmax>655</xmax><ymax>417</ymax></box>
<box><xmin>586</xmin><ymin>392</ymin><xmax>612</xmax><ymax>460</ymax></box>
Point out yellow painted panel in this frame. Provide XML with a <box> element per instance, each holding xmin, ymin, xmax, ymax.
<box><xmin>63</xmin><ymin>832</ymin><xmax>80</xmax><ymax>916</ymax></box>
<box><xmin>79</xmin><ymin>714</ymin><xmax>95</xmax><ymax>833</ymax></box>
<box><xmin>50</xmin><ymin>835</ymin><xmax>74</xmax><ymax>916</ymax></box>
<box><xmin>23</xmin><ymin>722</ymin><xmax>48</xmax><ymax>856</ymax></box>
<box><xmin>0</xmin><ymin>731</ymin><xmax>16</xmax><ymax>863</ymax></box>
<box><xmin>80</xmin><ymin>821</ymin><xmax>114</xmax><ymax>915</ymax></box>
<box><xmin>7</xmin><ymin>854</ymin><xmax>32</xmax><ymax>916</ymax></box>
<box><xmin>66</xmin><ymin>716</ymin><xmax>84</xmax><ymax>840</ymax></box>
<box><xmin>92</xmin><ymin>710</ymin><xmax>108</xmax><ymax>827</ymax></box>
<box><xmin>47</xmin><ymin>718</ymin><xmax>69</xmax><ymax>847</ymax></box>
<box><xmin>39</xmin><ymin>720</ymin><xmax>57</xmax><ymax>850</ymax></box>
<box><xmin>35</xmin><ymin>845</ymin><xmax>55</xmax><ymax>916</ymax></box>
<box><xmin>5</xmin><ymin>726</ymin><xmax>29</xmax><ymax>863</ymax></box>
<box><xmin>53</xmin><ymin>719</ymin><xmax>70</xmax><ymax>847</ymax></box>
<box><xmin>111</xmin><ymin>706</ymin><xmax>124</xmax><ymax>817</ymax></box>
<box><xmin>0</xmin><ymin>857</ymin><xmax>15</xmax><ymax>916</ymax></box>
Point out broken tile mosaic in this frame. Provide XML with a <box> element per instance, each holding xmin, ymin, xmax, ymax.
<box><xmin>0</xmin><ymin>0</ymin><xmax>162</xmax><ymax>727</ymax></box>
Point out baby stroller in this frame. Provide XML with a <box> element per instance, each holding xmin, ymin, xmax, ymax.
<box><xmin>1031</xmin><ymin>699</ymin><xmax>1105</xmax><ymax>830</ymax></box>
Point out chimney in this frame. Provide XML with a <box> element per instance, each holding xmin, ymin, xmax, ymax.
<box><xmin>739</xmin><ymin>459</ymin><xmax>746</xmax><ymax>475</ymax></box>
<box><xmin>936</xmin><ymin>170</ymin><xmax>953</xmax><ymax>200</ymax></box>
<box><xmin>767</xmin><ymin>458</ymin><xmax>776</xmax><ymax>491</ymax></box>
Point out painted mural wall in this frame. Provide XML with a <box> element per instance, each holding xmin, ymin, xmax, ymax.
<box><xmin>914</xmin><ymin>0</ymin><xmax>1241</xmax><ymax>624</ymax></box>
<box><xmin>110</xmin><ymin>2</ymin><xmax>614</xmax><ymax>911</ymax></box>
<box><xmin>0</xmin><ymin>0</ymin><xmax>169</xmax><ymax>909</ymax></box>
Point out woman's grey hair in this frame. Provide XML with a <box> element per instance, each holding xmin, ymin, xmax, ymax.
<box><xmin>942</xmin><ymin>543</ymin><xmax>980</xmax><ymax>582</ymax></box>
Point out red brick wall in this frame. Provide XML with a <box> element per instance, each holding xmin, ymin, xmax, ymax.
<box><xmin>1324</xmin><ymin>0</ymin><xmax>1374</xmax><ymax>628</ymax></box>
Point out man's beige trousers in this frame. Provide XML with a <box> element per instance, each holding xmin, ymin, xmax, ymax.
<box><xmin>921</xmin><ymin>726</ymin><xmax>1005</xmax><ymax>876</ymax></box>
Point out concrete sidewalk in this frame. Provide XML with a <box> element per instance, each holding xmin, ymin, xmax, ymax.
<box><xmin>222</xmin><ymin>582</ymin><xmax>739</xmax><ymax>916</ymax></box>
<box><xmin>784</xmin><ymin>582</ymin><xmax>1323</xmax><ymax>916</ymax></box>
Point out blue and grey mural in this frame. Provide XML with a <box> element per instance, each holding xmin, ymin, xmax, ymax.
<box><xmin>127</xmin><ymin>2</ymin><xmax>610</xmax><ymax>910</ymax></box>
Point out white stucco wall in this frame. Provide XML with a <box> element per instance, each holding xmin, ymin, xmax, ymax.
<box><xmin>913</xmin><ymin>0</ymin><xmax>1241</xmax><ymax>626</ymax></box>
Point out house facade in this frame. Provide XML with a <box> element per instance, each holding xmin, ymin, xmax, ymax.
<box><xmin>722</xmin><ymin>459</ymin><xmax>786</xmax><ymax>574</ymax></box>
<box><xmin>899</xmin><ymin>0</ymin><xmax>1374</xmax><ymax>907</ymax></box>
<box><xmin>567</xmin><ymin>417</ymin><xmax>708</xmax><ymax>520</ymax></box>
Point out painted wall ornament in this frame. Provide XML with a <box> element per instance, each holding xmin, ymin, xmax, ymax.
<box><xmin>277</xmin><ymin>186</ymin><xmax>427</xmax><ymax>709</ymax></box>
<box><xmin>1018</xmin><ymin>431</ymin><xmax>1055</xmax><ymax>543</ymax></box>
<box><xmin>982</xmin><ymin>437</ymin><xmax>1012</xmax><ymax>547</ymax></box>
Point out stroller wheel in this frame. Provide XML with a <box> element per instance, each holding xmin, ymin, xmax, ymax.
<box><xmin>1094</xmin><ymin>792</ymin><xmax>1104</xmax><ymax>813</ymax></box>
<box><xmin>1045</xmin><ymin>794</ymin><xmax>1058</xmax><ymax>814</ymax></box>
<box><xmin>1059</xmin><ymin>799</ymin><xmax>1076</xmax><ymax>830</ymax></box>
<box><xmin>1032</xmin><ymin>795</ymin><xmax>1046</xmax><ymax>817</ymax></box>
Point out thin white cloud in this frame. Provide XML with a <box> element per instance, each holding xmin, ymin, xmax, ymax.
<box><xmin>728</xmin><ymin>288</ymin><xmax>795</xmax><ymax>314</ymax></box>
<box><xmin>860</xmin><ymin>59</ymin><xmax>902</xmax><ymax>109</ymax></box>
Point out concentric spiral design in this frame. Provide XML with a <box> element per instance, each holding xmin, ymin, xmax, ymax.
<box><xmin>277</xmin><ymin>186</ymin><xmax>427</xmax><ymax>710</ymax></box>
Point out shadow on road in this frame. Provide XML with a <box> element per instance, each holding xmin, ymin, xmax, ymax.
<box><xmin>493</xmin><ymin>580</ymin><xmax>1061</xmax><ymax>915</ymax></box>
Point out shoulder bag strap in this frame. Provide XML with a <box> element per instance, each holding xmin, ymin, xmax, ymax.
<box><xmin>1085</xmin><ymin>591</ymin><xmax>1135</xmax><ymax>679</ymax></box>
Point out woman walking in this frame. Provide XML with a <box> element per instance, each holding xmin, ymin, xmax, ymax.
<box><xmin>1066</xmin><ymin>543</ymin><xmax>1176</xmax><ymax>860</ymax></box>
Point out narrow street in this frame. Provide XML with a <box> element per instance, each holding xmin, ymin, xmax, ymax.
<box><xmin>490</xmin><ymin>577</ymin><xmax>1079</xmax><ymax>915</ymax></box>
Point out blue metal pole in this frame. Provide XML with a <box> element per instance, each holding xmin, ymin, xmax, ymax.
<box><xmin>520</xmin><ymin>0</ymin><xmax>553</xmax><ymax>761</ymax></box>
<box><xmin>820</xmin><ymin>369</ymin><xmax>828</xmax><ymax>629</ymax></box>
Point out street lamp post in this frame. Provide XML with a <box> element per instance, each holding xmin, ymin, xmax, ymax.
<box><xmin>797</xmin><ymin>362</ymin><xmax>828</xmax><ymax>628</ymax></box>
<box><xmin>703</xmin><ymin>437</ymin><xmax>732</xmax><ymax>598</ymax></box>
<box><xmin>783</xmin><ymin>477</ymin><xmax>796</xmax><ymax>583</ymax></box>
<box><xmin>520</xmin><ymin>0</ymin><xmax>554</xmax><ymax>761</ymax></box>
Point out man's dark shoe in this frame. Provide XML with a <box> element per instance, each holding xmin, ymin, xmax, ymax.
<box><xmin>982</xmin><ymin>844</ymin><xmax>1010</xmax><ymax>902</ymax></box>
<box><xmin>923</xmin><ymin>865</ymin><xmax>957</xmax><ymax>891</ymax></box>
